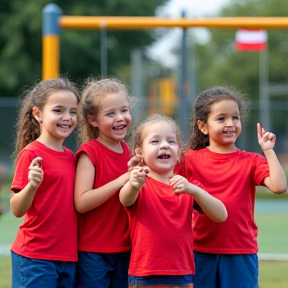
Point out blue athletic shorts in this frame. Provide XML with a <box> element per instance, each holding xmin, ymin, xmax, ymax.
<box><xmin>11</xmin><ymin>251</ymin><xmax>76</xmax><ymax>288</ymax></box>
<box><xmin>194</xmin><ymin>251</ymin><xmax>259</xmax><ymax>288</ymax></box>
<box><xmin>77</xmin><ymin>251</ymin><xmax>130</xmax><ymax>288</ymax></box>
<box><xmin>128</xmin><ymin>274</ymin><xmax>194</xmax><ymax>287</ymax></box>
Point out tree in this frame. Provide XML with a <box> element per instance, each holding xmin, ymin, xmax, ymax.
<box><xmin>190</xmin><ymin>0</ymin><xmax>288</xmax><ymax>152</ymax></box>
<box><xmin>0</xmin><ymin>0</ymin><xmax>168</xmax><ymax>96</ymax></box>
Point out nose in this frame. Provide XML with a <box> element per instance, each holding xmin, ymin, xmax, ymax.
<box><xmin>226</xmin><ymin>117</ymin><xmax>234</xmax><ymax>126</ymax></box>
<box><xmin>116</xmin><ymin>112</ymin><xmax>125</xmax><ymax>121</ymax></box>
<box><xmin>61</xmin><ymin>111</ymin><xmax>71</xmax><ymax>121</ymax></box>
<box><xmin>160</xmin><ymin>141</ymin><xmax>169</xmax><ymax>149</ymax></box>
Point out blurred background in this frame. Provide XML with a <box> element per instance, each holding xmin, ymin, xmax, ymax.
<box><xmin>0</xmin><ymin>0</ymin><xmax>288</xmax><ymax>287</ymax></box>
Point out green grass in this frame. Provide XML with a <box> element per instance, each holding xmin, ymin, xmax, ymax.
<box><xmin>1</xmin><ymin>194</ymin><xmax>287</xmax><ymax>287</ymax></box>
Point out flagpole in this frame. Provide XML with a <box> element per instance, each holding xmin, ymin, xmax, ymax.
<box><xmin>259</xmin><ymin>47</ymin><xmax>270</xmax><ymax>131</ymax></box>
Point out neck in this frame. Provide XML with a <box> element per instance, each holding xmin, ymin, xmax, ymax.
<box><xmin>148</xmin><ymin>170</ymin><xmax>174</xmax><ymax>184</ymax></box>
<box><xmin>96</xmin><ymin>138</ymin><xmax>123</xmax><ymax>153</ymax></box>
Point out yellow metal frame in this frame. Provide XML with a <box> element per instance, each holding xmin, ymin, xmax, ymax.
<box><xmin>43</xmin><ymin>16</ymin><xmax>288</xmax><ymax>80</ymax></box>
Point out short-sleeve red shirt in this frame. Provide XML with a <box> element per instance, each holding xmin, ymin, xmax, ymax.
<box><xmin>182</xmin><ymin>148</ymin><xmax>269</xmax><ymax>254</ymax></box>
<box><xmin>127</xmin><ymin>177</ymin><xmax>197</xmax><ymax>276</ymax></box>
<box><xmin>11</xmin><ymin>141</ymin><xmax>78</xmax><ymax>261</ymax></box>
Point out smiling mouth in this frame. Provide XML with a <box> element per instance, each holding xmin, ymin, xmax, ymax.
<box><xmin>113</xmin><ymin>125</ymin><xmax>126</xmax><ymax>130</ymax></box>
<box><xmin>157</xmin><ymin>155</ymin><xmax>170</xmax><ymax>159</ymax></box>
<box><xmin>58</xmin><ymin>124</ymin><xmax>71</xmax><ymax>128</ymax></box>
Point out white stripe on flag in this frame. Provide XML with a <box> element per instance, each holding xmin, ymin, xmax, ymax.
<box><xmin>235</xmin><ymin>30</ymin><xmax>267</xmax><ymax>44</ymax></box>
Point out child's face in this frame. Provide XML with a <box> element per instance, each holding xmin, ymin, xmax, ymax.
<box><xmin>140</xmin><ymin>121</ymin><xmax>180</xmax><ymax>175</ymax></box>
<box><xmin>95</xmin><ymin>92</ymin><xmax>131</xmax><ymax>143</ymax></box>
<box><xmin>201</xmin><ymin>99</ymin><xmax>241</xmax><ymax>151</ymax></box>
<box><xmin>37</xmin><ymin>90</ymin><xmax>78</xmax><ymax>142</ymax></box>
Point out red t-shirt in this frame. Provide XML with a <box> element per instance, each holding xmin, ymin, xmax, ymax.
<box><xmin>76</xmin><ymin>139</ymin><xmax>130</xmax><ymax>253</ymax></box>
<box><xmin>127</xmin><ymin>177</ymin><xmax>196</xmax><ymax>276</ymax></box>
<box><xmin>181</xmin><ymin>148</ymin><xmax>269</xmax><ymax>254</ymax></box>
<box><xmin>11</xmin><ymin>141</ymin><xmax>78</xmax><ymax>261</ymax></box>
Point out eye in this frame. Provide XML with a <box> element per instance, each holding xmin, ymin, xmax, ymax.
<box><xmin>122</xmin><ymin>108</ymin><xmax>129</xmax><ymax>113</ymax></box>
<box><xmin>106</xmin><ymin>112</ymin><xmax>115</xmax><ymax>117</ymax></box>
<box><xmin>70</xmin><ymin>110</ymin><xmax>77</xmax><ymax>115</ymax></box>
<box><xmin>169</xmin><ymin>140</ymin><xmax>177</xmax><ymax>144</ymax></box>
<box><xmin>150</xmin><ymin>140</ymin><xmax>159</xmax><ymax>145</ymax></box>
<box><xmin>232</xmin><ymin>115</ymin><xmax>240</xmax><ymax>120</ymax></box>
<box><xmin>53</xmin><ymin>108</ymin><xmax>61</xmax><ymax>113</ymax></box>
<box><xmin>217</xmin><ymin>116</ymin><xmax>225</xmax><ymax>122</ymax></box>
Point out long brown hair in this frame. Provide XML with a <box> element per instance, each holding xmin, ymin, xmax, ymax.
<box><xmin>189</xmin><ymin>86</ymin><xmax>248</xmax><ymax>150</ymax></box>
<box><xmin>14</xmin><ymin>77</ymin><xmax>80</xmax><ymax>156</ymax></box>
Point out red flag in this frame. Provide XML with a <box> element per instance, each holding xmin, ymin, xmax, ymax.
<box><xmin>235</xmin><ymin>29</ymin><xmax>267</xmax><ymax>51</ymax></box>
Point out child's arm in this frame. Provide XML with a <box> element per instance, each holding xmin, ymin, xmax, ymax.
<box><xmin>74</xmin><ymin>153</ymin><xmax>130</xmax><ymax>213</ymax></box>
<box><xmin>119</xmin><ymin>166</ymin><xmax>147</xmax><ymax>207</ymax></box>
<box><xmin>257</xmin><ymin>123</ymin><xmax>287</xmax><ymax>193</ymax></box>
<box><xmin>10</xmin><ymin>157</ymin><xmax>43</xmax><ymax>218</ymax></box>
<box><xmin>169</xmin><ymin>174</ymin><xmax>228</xmax><ymax>222</ymax></box>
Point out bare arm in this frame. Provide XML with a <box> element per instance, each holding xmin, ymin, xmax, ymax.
<box><xmin>119</xmin><ymin>166</ymin><xmax>147</xmax><ymax>207</ymax></box>
<box><xmin>257</xmin><ymin>123</ymin><xmax>287</xmax><ymax>193</ymax></box>
<box><xmin>169</xmin><ymin>175</ymin><xmax>228</xmax><ymax>222</ymax></box>
<box><xmin>10</xmin><ymin>157</ymin><xmax>43</xmax><ymax>218</ymax></box>
<box><xmin>74</xmin><ymin>153</ymin><xmax>130</xmax><ymax>213</ymax></box>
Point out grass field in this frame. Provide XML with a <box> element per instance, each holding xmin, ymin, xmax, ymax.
<box><xmin>0</xmin><ymin>195</ymin><xmax>288</xmax><ymax>287</ymax></box>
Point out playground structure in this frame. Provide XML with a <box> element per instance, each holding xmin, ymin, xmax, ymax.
<box><xmin>42</xmin><ymin>4</ymin><xmax>288</xmax><ymax>133</ymax></box>
<box><xmin>42</xmin><ymin>4</ymin><xmax>288</xmax><ymax>80</ymax></box>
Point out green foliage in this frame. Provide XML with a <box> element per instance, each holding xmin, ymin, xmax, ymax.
<box><xmin>0</xmin><ymin>0</ymin><xmax>168</xmax><ymax>96</ymax></box>
<box><xmin>191</xmin><ymin>0</ymin><xmax>288</xmax><ymax>152</ymax></box>
<box><xmin>196</xmin><ymin>0</ymin><xmax>288</xmax><ymax>98</ymax></box>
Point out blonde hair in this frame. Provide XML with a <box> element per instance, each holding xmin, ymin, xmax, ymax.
<box><xmin>130</xmin><ymin>114</ymin><xmax>185</xmax><ymax>161</ymax></box>
<box><xmin>77</xmin><ymin>78</ymin><xmax>132</xmax><ymax>144</ymax></box>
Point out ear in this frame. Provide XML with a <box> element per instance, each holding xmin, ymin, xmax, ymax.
<box><xmin>87</xmin><ymin>114</ymin><xmax>98</xmax><ymax>128</ymax></box>
<box><xmin>197</xmin><ymin>120</ymin><xmax>208</xmax><ymax>135</ymax></box>
<box><xmin>135</xmin><ymin>147</ymin><xmax>142</xmax><ymax>158</ymax></box>
<box><xmin>32</xmin><ymin>106</ymin><xmax>42</xmax><ymax>123</ymax></box>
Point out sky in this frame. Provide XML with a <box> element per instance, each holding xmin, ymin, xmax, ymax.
<box><xmin>148</xmin><ymin>0</ymin><xmax>230</xmax><ymax>67</ymax></box>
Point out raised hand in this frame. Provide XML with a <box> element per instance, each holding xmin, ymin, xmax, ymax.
<box><xmin>129</xmin><ymin>165</ymin><xmax>148</xmax><ymax>190</ymax></box>
<box><xmin>169</xmin><ymin>174</ymin><xmax>189</xmax><ymax>194</ymax></box>
<box><xmin>28</xmin><ymin>157</ymin><xmax>43</xmax><ymax>188</ymax></box>
<box><xmin>257</xmin><ymin>123</ymin><xmax>276</xmax><ymax>151</ymax></box>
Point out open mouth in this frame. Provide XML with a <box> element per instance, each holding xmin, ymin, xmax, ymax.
<box><xmin>223</xmin><ymin>130</ymin><xmax>235</xmax><ymax>135</ymax></box>
<box><xmin>57</xmin><ymin>124</ymin><xmax>71</xmax><ymax>129</ymax></box>
<box><xmin>113</xmin><ymin>125</ymin><xmax>126</xmax><ymax>130</ymax></box>
<box><xmin>157</xmin><ymin>155</ymin><xmax>170</xmax><ymax>159</ymax></box>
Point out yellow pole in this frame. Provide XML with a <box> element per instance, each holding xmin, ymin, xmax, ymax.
<box><xmin>43</xmin><ymin>4</ymin><xmax>61</xmax><ymax>80</ymax></box>
<box><xmin>59</xmin><ymin>16</ymin><xmax>288</xmax><ymax>29</ymax></box>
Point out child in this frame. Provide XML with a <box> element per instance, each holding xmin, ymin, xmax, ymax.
<box><xmin>10</xmin><ymin>77</ymin><xmax>80</xmax><ymax>288</ymax></box>
<box><xmin>180</xmin><ymin>86</ymin><xmax>287</xmax><ymax>288</ymax></box>
<box><xmin>120</xmin><ymin>114</ymin><xmax>227</xmax><ymax>288</ymax></box>
<box><xmin>74</xmin><ymin>78</ymin><xmax>132</xmax><ymax>288</ymax></box>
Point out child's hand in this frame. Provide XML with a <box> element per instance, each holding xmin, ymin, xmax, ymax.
<box><xmin>128</xmin><ymin>154</ymin><xmax>146</xmax><ymax>171</ymax></box>
<box><xmin>169</xmin><ymin>174</ymin><xmax>189</xmax><ymax>194</ymax></box>
<box><xmin>28</xmin><ymin>157</ymin><xmax>43</xmax><ymax>188</ymax></box>
<box><xmin>129</xmin><ymin>166</ymin><xmax>148</xmax><ymax>190</ymax></box>
<box><xmin>257</xmin><ymin>123</ymin><xmax>276</xmax><ymax>151</ymax></box>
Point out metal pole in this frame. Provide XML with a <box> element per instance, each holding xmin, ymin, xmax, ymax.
<box><xmin>131</xmin><ymin>49</ymin><xmax>146</xmax><ymax>128</ymax></box>
<box><xmin>100</xmin><ymin>22</ymin><xmax>108</xmax><ymax>76</ymax></box>
<box><xmin>259</xmin><ymin>48</ymin><xmax>270</xmax><ymax>131</ymax></box>
<box><xmin>42</xmin><ymin>4</ymin><xmax>61</xmax><ymax>80</ymax></box>
<box><xmin>178</xmin><ymin>10</ymin><xmax>189</xmax><ymax>138</ymax></box>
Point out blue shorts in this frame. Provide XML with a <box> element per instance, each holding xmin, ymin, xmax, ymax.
<box><xmin>11</xmin><ymin>251</ymin><xmax>76</xmax><ymax>288</ymax></box>
<box><xmin>194</xmin><ymin>252</ymin><xmax>258</xmax><ymax>288</ymax></box>
<box><xmin>77</xmin><ymin>251</ymin><xmax>130</xmax><ymax>288</ymax></box>
<box><xmin>128</xmin><ymin>274</ymin><xmax>194</xmax><ymax>287</ymax></box>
